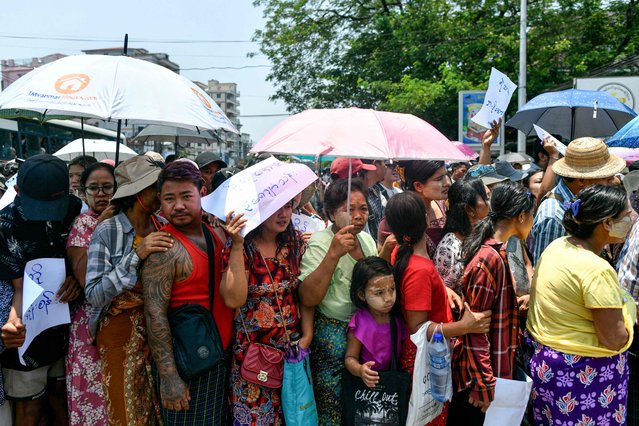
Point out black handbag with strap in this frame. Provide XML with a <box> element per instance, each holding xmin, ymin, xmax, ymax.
<box><xmin>168</xmin><ymin>224</ymin><xmax>224</xmax><ymax>381</ymax></box>
<box><xmin>341</xmin><ymin>315</ymin><xmax>410</xmax><ymax>426</ymax></box>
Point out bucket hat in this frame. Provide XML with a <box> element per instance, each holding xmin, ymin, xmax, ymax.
<box><xmin>111</xmin><ymin>155</ymin><xmax>164</xmax><ymax>200</ymax></box>
<box><xmin>494</xmin><ymin>160</ymin><xmax>527</xmax><ymax>182</ymax></box>
<box><xmin>17</xmin><ymin>154</ymin><xmax>69</xmax><ymax>221</ymax></box>
<box><xmin>552</xmin><ymin>137</ymin><xmax>625</xmax><ymax>179</ymax></box>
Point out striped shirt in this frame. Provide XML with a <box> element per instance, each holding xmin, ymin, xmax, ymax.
<box><xmin>530</xmin><ymin>179</ymin><xmax>575</xmax><ymax>265</ymax></box>
<box><xmin>85</xmin><ymin>211</ymin><xmax>165</xmax><ymax>337</ymax></box>
<box><xmin>454</xmin><ymin>240</ymin><xmax>519</xmax><ymax>403</ymax></box>
<box><xmin>617</xmin><ymin>219</ymin><xmax>639</xmax><ymax>301</ymax></box>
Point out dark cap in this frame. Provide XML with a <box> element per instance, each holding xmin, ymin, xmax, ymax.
<box><xmin>17</xmin><ymin>154</ymin><xmax>69</xmax><ymax>221</ymax></box>
<box><xmin>195</xmin><ymin>151</ymin><xmax>227</xmax><ymax>170</ymax></box>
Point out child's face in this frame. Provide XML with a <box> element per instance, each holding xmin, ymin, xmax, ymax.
<box><xmin>361</xmin><ymin>275</ymin><xmax>396</xmax><ymax>314</ymax></box>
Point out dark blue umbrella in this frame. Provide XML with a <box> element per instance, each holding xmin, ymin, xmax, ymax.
<box><xmin>506</xmin><ymin>89</ymin><xmax>636</xmax><ymax>141</ymax></box>
<box><xmin>607</xmin><ymin>115</ymin><xmax>639</xmax><ymax>148</ymax></box>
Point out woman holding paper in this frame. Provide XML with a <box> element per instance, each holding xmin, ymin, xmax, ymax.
<box><xmin>527</xmin><ymin>185</ymin><xmax>635</xmax><ymax>425</ymax></box>
<box><xmin>220</xmin><ymin>198</ymin><xmax>313</xmax><ymax>425</ymax></box>
<box><xmin>66</xmin><ymin>162</ymin><xmax>115</xmax><ymax>426</ymax></box>
<box><xmin>298</xmin><ymin>178</ymin><xmax>378</xmax><ymax>425</ymax></box>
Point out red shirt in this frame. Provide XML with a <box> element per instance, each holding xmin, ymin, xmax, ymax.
<box><xmin>163</xmin><ymin>223</ymin><xmax>234</xmax><ymax>350</ymax></box>
<box><xmin>399</xmin><ymin>254</ymin><xmax>453</xmax><ymax>373</ymax></box>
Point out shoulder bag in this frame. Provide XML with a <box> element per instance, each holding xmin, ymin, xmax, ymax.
<box><xmin>239</xmin><ymin>253</ymin><xmax>288</xmax><ymax>389</ymax></box>
<box><xmin>168</xmin><ymin>224</ymin><xmax>224</xmax><ymax>381</ymax></box>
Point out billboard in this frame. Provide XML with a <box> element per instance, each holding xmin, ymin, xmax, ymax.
<box><xmin>458</xmin><ymin>90</ymin><xmax>500</xmax><ymax>146</ymax></box>
<box><xmin>575</xmin><ymin>76</ymin><xmax>639</xmax><ymax>112</ymax></box>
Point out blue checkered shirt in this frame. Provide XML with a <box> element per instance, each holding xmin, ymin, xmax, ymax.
<box><xmin>617</xmin><ymin>219</ymin><xmax>639</xmax><ymax>301</ymax></box>
<box><xmin>530</xmin><ymin>179</ymin><xmax>575</xmax><ymax>265</ymax></box>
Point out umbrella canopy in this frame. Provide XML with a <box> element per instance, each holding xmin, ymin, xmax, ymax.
<box><xmin>497</xmin><ymin>151</ymin><xmax>534</xmax><ymax>164</ymax></box>
<box><xmin>132</xmin><ymin>124</ymin><xmax>220</xmax><ymax>145</ymax></box>
<box><xmin>53</xmin><ymin>138</ymin><xmax>138</xmax><ymax>161</ymax></box>
<box><xmin>452</xmin><ymin>142</ymin><xmax>479</xmax><ymax>161</ymax></box>
<box><xmin>251</xmin><ymin>108</ymin><xmax>466</xmax><ymax>161</ymax></box>
<box><xmin>608</xmin><ymin>147</ymin><xmax>639</xmax><ymax>164</ymax></box>
<box><xmin>0</xmin><ymin>54</ymin><xmax>238</xmax><ymax>134</ymax></box>
<box><xmin>505</xmin><ymin>89</ymin><xmax>636</xmax><ymax>141</ymax></box>
<box><xmin>607</xmin><ymin>115</ymin><xmax>639</xmax><ymax>148</ymax></box>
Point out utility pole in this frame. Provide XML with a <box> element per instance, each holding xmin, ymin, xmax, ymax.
<box><xmin>517</xmin><ymin>0</ymin><xmax>527</xmax><ymax>154</ymax></box>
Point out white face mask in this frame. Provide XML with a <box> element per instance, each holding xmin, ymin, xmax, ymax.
<box><xmin>609</xmin><ymin>216</ymin><xmax>632</xmax><ymax>239</ymax></box>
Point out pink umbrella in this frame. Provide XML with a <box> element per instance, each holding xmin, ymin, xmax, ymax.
<box><xmin>251</xmin><ymin>108</ymin><xmax>466</xmax><ymax>161</ymax></box>
<box><xmin>452</xmin><ymin>141</ymin><xmax>479</xmax><ymax>160</ymax></box>
<box><xmin>609</xmin><ymin>147</ymin><xmax>639</xmax><ymax>164</ymax></box>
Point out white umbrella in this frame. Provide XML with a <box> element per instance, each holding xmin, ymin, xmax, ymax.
<box><xmin>53</xmin><ymin>139</ymin><xmax>138</xmax><ymax>161</ymax></box>
<box><xmin>0</xmin><ymin>54</ymin><xmax>239</xmax><ymax>162</ymax></box>
<box><xmin>0</xmin><ymin>54</ymin><xmax>238</xmax><ymax>133</ymax></box>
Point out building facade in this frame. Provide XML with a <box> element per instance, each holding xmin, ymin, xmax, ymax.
<box><xmin>1</xmin><ymin>53</ymin><xmax>67</xmax><ymax>90</ymax></box>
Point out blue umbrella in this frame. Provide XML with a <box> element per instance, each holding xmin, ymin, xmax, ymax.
<box><xmin>607</xmin><ymin>115</ymin><xmax>639</xmax><ymax>148</ymax></box>
<box><xmin>506</xmin><ymin>89</ymin><xmax>636</xmax><ymax>141</ymax></box>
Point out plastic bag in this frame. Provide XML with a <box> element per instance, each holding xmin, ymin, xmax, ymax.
<box><xmin>406</xmin><ymin>321</ymin><xmax>446</xmax><ymax>426</ymax></box>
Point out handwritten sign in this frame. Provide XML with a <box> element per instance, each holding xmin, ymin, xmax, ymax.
<box><xmin>291</xmin><ymin>213</ymin><xmax>326</xmax><ymax>233</ymax></box>
<box><xmin>201</xmin><ymin>156</ymin><xmax>318</xmax><ymax>236</ymax></box>
<box><xmin>19</xmin><ymin>258</ymin><xmax>70</xmax><ymax>366</ymax></box>
<box><xmin>471</xmin><ymin>68</ymin><xmax>517</xmax><ymax>129</ymax></box>
<box><xmin>533</xmin><ymin>124</ymin><xmax>567</xmax><ymax>156</ymax></box>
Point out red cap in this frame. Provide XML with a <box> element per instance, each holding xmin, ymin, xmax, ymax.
<box><xmin>330</xmin><ymin>158</ymin><xmax>376</xmax><ymax>180</ymax></box>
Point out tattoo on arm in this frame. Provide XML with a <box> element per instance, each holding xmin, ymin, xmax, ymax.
<box><xmin>142</xmin><ymin>241</ymin><xmax>192</xmax><ymax>378</ymax></box>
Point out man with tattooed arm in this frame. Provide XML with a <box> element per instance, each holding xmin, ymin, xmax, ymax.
<box><xmin>141</xmin><ymin>161</ymin><xmax>234</xmax><ymax>424</ymax></box>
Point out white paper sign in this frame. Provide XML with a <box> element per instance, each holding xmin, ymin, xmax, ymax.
<box><xmin>19</xmin><ymin>258</ymin><xmax>70</xmax><ymax>366</ymax></box>
<box><xmin>533</xmin><ymin>124</ymin><xmax>567</xmax><ymax>156</ymax></box>
<box><xmin>471</xmin><ymin>68</ymin><xmax>517</xmax><ymax>129</ymax></box>
<box><xmin>201</xmin><ymin>157</ymin><xmax>318</xmax><ymax>237</ymax></box>
<box><xmin>0</xmin><ymin>185</ymin><xmax>17</xmax><ymax>211</ymax></box>
<box><xmin>483</xmin><ymin>373</ymin><xmax>533</xmax><ymax>426</ymax></box>
<box><xmin>291</xmin><ymin>213</ymin><xmax>326</xmax><ymax>233</ymax></box>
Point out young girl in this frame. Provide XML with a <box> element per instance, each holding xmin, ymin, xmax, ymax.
<box><xmin>344</xmin><ymin>256</ymin><xmax>406</xmax><ymax>388</ymax></box>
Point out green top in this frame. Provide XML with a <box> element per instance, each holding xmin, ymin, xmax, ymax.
<box><xmin>299</xmin><ymin>227</ymin><xmax>378</xmax><ymax>323</ymax></box>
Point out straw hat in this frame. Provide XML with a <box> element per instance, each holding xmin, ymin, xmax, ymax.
<box><xmin>552</xmin><ymin>137</ymin><xmax>625</xmax><ymax>179</ymax></box>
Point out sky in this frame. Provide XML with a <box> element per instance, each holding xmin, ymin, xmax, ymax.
<box><xmin>0</xmin><ymin>0</ymin><xmax>290</xmax><ymax>143</ymax></box>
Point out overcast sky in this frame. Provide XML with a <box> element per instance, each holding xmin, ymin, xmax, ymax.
<box><xmin>0</xmin><ymin>0</ymin><xmax>290</xmax><ymax>142</ymax></box>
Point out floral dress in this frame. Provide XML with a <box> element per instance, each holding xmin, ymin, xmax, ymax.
<box><xmin>65</xmin><ymin>210</ymin><xmax>109</xmax><ymax>426</ymax></box>
<box><xmin>223</xmin><ymin>233</ymin><xmax>305</xmax><ymax>426</ymax></box>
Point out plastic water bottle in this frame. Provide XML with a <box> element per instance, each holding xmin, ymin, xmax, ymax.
<box><xmin>428</xmin><ymin>331</ymin><xmax>450</xmax><ymax>402</ymax></box>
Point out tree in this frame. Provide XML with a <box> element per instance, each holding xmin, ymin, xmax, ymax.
<box><xmin>253</xmin><ymin>0</ymin><xmax>639</xmax><ymax>139</ymax></box>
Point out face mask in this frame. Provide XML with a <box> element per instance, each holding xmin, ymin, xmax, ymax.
<box><xmin>609</xmin><ymin>216</ymin><xmax>632</xmax><ymax>239</ymax></box>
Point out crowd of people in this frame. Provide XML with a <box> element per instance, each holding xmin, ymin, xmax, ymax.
<box><xmin>0</xmin><ymin>123</ymin><xmax>637</xmax><ymax>426</ymax></box>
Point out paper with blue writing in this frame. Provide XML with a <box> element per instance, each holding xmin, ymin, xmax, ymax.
<box><xmin>201</xmin><ymin>156</ymin><xmax>318</xmax><ymax>237</ymax></box>
<box><xmin>19</xmin><ymin>258</ymin><xmax>70</xmax><ymax>366</ymax></box>
<box><xmin>471</xmin><ymin>68</ymin><xmax>517</xmax><ymax>129</ymax></box>
<box><xmin>291</xmin><ymin>213</ymin><xmax>326</xmax><ymax>234</ymax></box>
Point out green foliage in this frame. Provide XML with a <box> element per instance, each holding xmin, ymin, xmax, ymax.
<box><xmin>254</xmin><ymin>0</ymin><xmax>639</xmax><ymax>138</ymax></box>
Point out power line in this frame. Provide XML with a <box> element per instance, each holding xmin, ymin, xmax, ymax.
<box><xmin>182</xmin><ymin>65</ymin><xmax>271</xmax><ymax>70</ymax></box>
<box><xmin>0</xmin><ymin>33</ymin><xmax>254</xmax><ymax>44</ymax></box>
<box><xmin>239</xmin><ymin>114</ymin><xmax>291</xmax><ymax>118</ymax></box>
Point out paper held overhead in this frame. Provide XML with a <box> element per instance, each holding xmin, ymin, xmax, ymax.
<box><xmin>471</xmin><ymin>68</ymin><xmax>517</xmax><ymax>129</ymax></box>
<box><xmin>533</xmin><ymin>124</ymin><xmax>567</xmax><ymax>156</ymax></box>
<box><xmin>201</xmin><ymin>157</ymin><xmax>318</xmax><ymax>237</ymax></box>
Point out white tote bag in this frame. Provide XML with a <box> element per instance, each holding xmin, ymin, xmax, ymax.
<box><xmin>406</xmin><ymin>321</ymin><xmax>446</xmax><ymax>426</ymax></box>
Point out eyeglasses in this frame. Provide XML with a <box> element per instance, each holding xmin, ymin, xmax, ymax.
<box><xmin>467</xmin><ymin>164</ymin><xmax>496</xmax><ymax>178</ymax></box>
<box><xmin>83</xmin><ymin>184</ymin><xmax>115</xmax><ymax>196</ymax></box>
